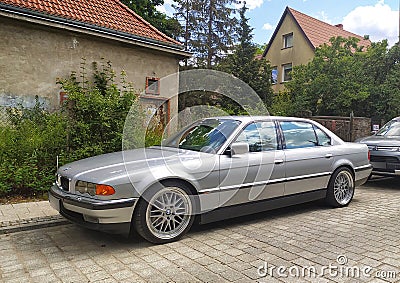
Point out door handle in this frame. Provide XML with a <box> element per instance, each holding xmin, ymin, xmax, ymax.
<box><xmin>274</xmin><ymin>159</ymin><xmax>284</xmax><ymax>164</ymax></box>
<box><xmin>325</xmin><ymin>153</ymin><xmax>333</xmax><ymax>159</ymax></box>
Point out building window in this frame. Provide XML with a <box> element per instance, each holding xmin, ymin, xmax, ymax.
<box><xmin>59</xmin><ymin>91</ymin><xmax>68</xmax><ymax>105</ymax></box>
<box><xmin>283</xmin><ymin>33</ymin><xmax>293</xmax><ymax>48</ymax></box>
<box><xmin>271</xmin><ymin>67</ymin><xmax>278</xmax><ymax>84</ymax></box>
<box><xmin>145</xmin><ymin>77</ymin><xmax>160</xmax><ymax>95</ymax></box>
<box><xmin>282</xmin><ymin>63</ymin><xmax>292</xmax><ymax>82</ymax></box>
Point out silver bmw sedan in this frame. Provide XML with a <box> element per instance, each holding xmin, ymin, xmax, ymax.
<box><xmin>49</xmin><ymin>116</ymin><xmax>372</xmax><ymax>243</ymax></box>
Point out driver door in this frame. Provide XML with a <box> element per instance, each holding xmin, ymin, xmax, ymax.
<box><xmin>218</xmin><ymin>121</ymin><xmax>285</xmax><ymax>207</ymax></box>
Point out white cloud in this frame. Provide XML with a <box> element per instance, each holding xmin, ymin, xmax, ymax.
<box><xmin>156</xmin><ymin>4</ymin><xmax>167</xmax><ymax>14</ymax></box>
<box><xmin>262</xmin><ymin>23</ymin><xmax>274</xmax><ymax>30</ymax></box>
<box><xmin>156</xmin><ymin>0</ymin><xmax>174</xmax><ymax>16</ymax></box>
<box><xmin>342</xmin><ymin>0</ymin><xmax>399</xmax><ymax>46</ymax></box>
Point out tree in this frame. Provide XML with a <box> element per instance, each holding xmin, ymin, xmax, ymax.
<box><xmin>173</xmin><ymin>0</ymin><xmax>238</xmax><ymax>68</ymax></box>
<box><xmin>255</xmin><ymin>43</ymin><xmax>268</xmax><ymax>56</ymax></box>
<box><xmin>217</xmin><ymin>3</ymin><xmax>273</xmax><ymax>111</ymax></box>
<box><xmin>121</xmin><ymin>0</ymin><xmax>181</xmax><ymax>38</ymax></box>
<box><xmin>283</xmin><ymin>36</ymin><xmax>371</xmax><ymax>116</ymax></box>
<box><xmin>368</xmin><ymin>42</ymin><xmax>400</xmax><ymax>121</ymax></box>
<box><xmin>172</xmin><ymin>0</ymin><xmax>196</xmax><ymax>67</ymax></box>
<box><xmin>278</xmin><ymin>37</ymin><xmax>400</xmax><ymax>120</ymax></box>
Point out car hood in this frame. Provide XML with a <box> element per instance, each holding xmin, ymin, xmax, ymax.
<box><xmin>357</xmin><ymin>135</ymin><xmax>400</xmax><ymax>146</ymax></box>
<box><xmin>58</xmin><ymin>146</ymin><xmax>210</xmax><ymax>184</ymax></box>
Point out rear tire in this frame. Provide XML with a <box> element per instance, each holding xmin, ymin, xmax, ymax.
<box><xmin>134</xmin><ymin>183</ymin><xmax>195</xmax><ymax>244</ymax></box>
<box><xmin>326</xmin><ymin>167</ymin><xmax>355</xmax><ymax>207</ymax></box>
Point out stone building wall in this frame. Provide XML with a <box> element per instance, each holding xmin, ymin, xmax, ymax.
<box><xmin>0</xmin><ymin>17</ymin><xmax>180</xmax><ymax>119</ymax></box>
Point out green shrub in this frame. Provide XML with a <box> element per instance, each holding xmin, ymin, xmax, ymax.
<box><xmin>0</xmin><ymin>99</ymin><xmax>68</xmax><ymax>196</ymax></box>
<box><xmin>0</xmin><ymin>59</ymin><xmax>153</xmax><ymax>198</ymax></box>
<box><xmin>58</xmin><ymin>60</ymin><xmax>143</xmax><ymax>161</ymax></box>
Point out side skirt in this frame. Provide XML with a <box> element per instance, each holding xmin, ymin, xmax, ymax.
<box><xmin>200</xmin><ymin>189</ymin><xmax>327</xmax><ymax>224</ymax></box>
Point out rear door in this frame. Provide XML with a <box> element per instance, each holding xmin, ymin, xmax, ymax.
<box><xmin>279</xmin><ymin>121</ymin><xmax>333</xmax><ymax>196</ymax></box>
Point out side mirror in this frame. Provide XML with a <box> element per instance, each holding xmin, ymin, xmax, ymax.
<box><xmin>230</xmin><ymin>142</ymin><xmax>249</xmax><ymax>156</ymax></box>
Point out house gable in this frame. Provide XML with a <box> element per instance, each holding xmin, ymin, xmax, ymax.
<box><xmin>262</xmin><ymin>6</ymin><xmax>371</xmax><ymax>92</ymax></box>
<box><xmin>263</xmin><ymin>7</ymin><xmax>371</xmax><ymax>58</ymax></box>
<box><xmin>263</xmin><ymin>7</ymin><xmax>315</xmax><ymax>88</ymax></box>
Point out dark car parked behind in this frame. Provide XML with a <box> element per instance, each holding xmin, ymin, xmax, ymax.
<box><xmin>357</xmin><ymin>117</ymin><xmax>400</xmax><ymax>177</ymax></box>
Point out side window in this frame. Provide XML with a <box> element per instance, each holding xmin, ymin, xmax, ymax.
<box><xmin>236</xmin><ymin>122</ymin><xmax>278</xmax><ymax>152</ymax></box>
<box><xmin>281</xmin><ymin>121</ymin><xmax>317</xmax><ymax>149</ymax></box>
<box><xmin>314</xmin><ymin>126</ymin><xmax>331</xmax><ymax>146</ymax></box>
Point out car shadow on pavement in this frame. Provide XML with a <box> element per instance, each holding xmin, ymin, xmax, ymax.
<box><xmin>191</xmin><ymin>199</ymin><xmax>330</xmax><ymax>234</ymax></box>
<box><xmin>64</xmin><ymin>197</ymin><xmax>341</xmax><ymax>246</ymax></box>
<box><xmin>363</xmin><ymin>176</ymin><xmax>399</xmax><ymax>191</ymax></box>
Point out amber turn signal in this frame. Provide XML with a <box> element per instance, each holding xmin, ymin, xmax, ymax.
<box><xmin>95</xmin><ymin>184</ymin><xmax>115</xmax><ymax>196</ymax></box>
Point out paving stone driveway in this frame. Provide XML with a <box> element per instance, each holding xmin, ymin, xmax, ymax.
<box><xmin>0</xmin><ymin>177</ymin><xmax>399</xmax><ymax>283</ymax></box>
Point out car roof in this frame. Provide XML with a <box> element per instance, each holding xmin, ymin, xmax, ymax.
<box><xmin>204</xmin><ymin>116</ymin><xmax>312</xmax><ymax>123</ymax></box>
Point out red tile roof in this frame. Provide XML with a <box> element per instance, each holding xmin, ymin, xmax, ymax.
<box><xmin>288</xmin><ymin>7</ymin><xmax>371</xmax><ymax>49</ymax></box>
<box><xmin>1</xmin><ymin>0</ymin><xmax>182</xmax><ymax>47</ymax></box>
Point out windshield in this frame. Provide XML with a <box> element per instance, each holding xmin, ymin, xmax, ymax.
<box><xmin>162</xmin><ymin>119</ymin><xmax>241</xmax><ymax>153</ymax></box>
<box><xmin>376</xmin><ymin>120</ymin><xmax>400</xmax><ymax>136</ymax></box>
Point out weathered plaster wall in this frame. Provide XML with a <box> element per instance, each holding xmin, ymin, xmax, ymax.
<box><xmin>0</xmin><ymin>17</ymin><xmax>179</xmax><ymax>117</ymax></box>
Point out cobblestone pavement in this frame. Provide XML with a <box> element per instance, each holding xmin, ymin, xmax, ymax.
<box><xmin>0</xmin><ymin>177</ymin><xmax>399</xmax><ymax>283</ymax></box>
<box><xmin>0</xmin><ymin>201</ymin><xmax>67</xmax><ymax>234</ymax></box>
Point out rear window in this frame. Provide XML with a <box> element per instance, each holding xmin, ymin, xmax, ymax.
<box><xmin>280</xmin><ymin>121</ymin><xmax>332</xmax><ymax>149</ymax></box>
<box><xmin>280</xmin><ymin>121</ymin><xmax>317</xmax><ymax>149</ymax></box>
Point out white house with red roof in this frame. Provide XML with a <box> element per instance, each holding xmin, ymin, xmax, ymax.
<box><xmin>0</xmin><ymin>0</ymin><xmax>190</xmax><ymax>123</ymax></box>
<box><xmin>262</xmin><ymin>7</ymin><xmax>371</xmax><ymax>93</ymax></box>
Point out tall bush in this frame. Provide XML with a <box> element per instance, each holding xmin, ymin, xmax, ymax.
<box><xmin>57</xmin><ymin>59</ymin><xmax>142</xmax><ymax>161</ymax></box>
<box><xmin>0</xmin><ymin>98</ymin><xmax>67</xmax><ymax>196</ymax></box>
<box><xmin>0</xmin><ymin>60</ymin><xmax>146</xmax><ymax>197</ymax></box>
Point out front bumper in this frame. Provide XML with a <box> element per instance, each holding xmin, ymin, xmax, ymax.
<box><xmin>370</xmin><ymin>151</ymin><xmax>400</xmax><ymax>176</ymax></box>
<box><xmin>49</xmin><ymin>184</ymin><xmax>138</xmax><ymax>236</ymax></box>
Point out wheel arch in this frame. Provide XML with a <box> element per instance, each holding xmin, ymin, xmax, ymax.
<box><xmin>332</xmin><ymin>160</ymin><xmax>355</xmax><ymax>177</ymax></box>
<box><xmin>326</xmin><ymin>164</ymin><xmax>356</xmax><ymax>208</ymax></box>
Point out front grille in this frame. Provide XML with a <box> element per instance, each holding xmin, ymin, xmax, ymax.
<box><xmin>376</xmin><ymin>146</ymin><xmax>400</xmax><ymax>151</ymax></box>
<box><xmin>60</xmin><ymin>176</ymin><xmax>70</xmax><ymax>191</ymax></box>
<box><xmin>370</xmin><ymin>156</ymin><xmax>399</xmax><ymax>163</ymax></box>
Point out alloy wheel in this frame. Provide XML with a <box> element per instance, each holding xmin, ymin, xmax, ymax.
<box><xmin>145</xmin><ymin>187</ymin><xmax>192</xmax><ymax>240</ymax></box>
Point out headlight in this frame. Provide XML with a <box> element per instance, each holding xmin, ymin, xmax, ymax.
<box><xmin>75</xmin><ymin>181</ymin><xmax>96</xmax><ymax>196</ymax></box>
<box><xmin>75</xmin><ymin>181</ymin><xmax>115</xmax><ymax>196</ymax></box>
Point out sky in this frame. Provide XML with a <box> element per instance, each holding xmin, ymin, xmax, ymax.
<box><xmin>158</xmin><ymin>0</ymin><xmax>400</xmax><ymax>46</ymax></box>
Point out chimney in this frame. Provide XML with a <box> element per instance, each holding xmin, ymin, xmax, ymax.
<box><xmin>335</xmin><ymin>24</ymin><xmax>343</xmax><ymax>29</ymax></box>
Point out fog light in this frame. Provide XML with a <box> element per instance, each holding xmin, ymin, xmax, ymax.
<box><xmin>83</xmin><ymin>215</ymin><xmax>99</xmax><ymax>223</ymax></box>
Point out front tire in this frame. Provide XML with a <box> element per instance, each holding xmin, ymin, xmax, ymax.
<box><xmin>134</xmin><ymin>183</ymin><xmax>195</xmax><ymax>244</ymax></box>
<box><xmin>326</xmin><ymin>167</ymin><xmax>355</xmax><ymax>207</ymax></box>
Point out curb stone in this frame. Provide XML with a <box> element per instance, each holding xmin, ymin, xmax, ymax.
<box><xmin>0</xmin><ymin>215</ymin><xmax>69</xmax><ymax>234</ymax></box>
